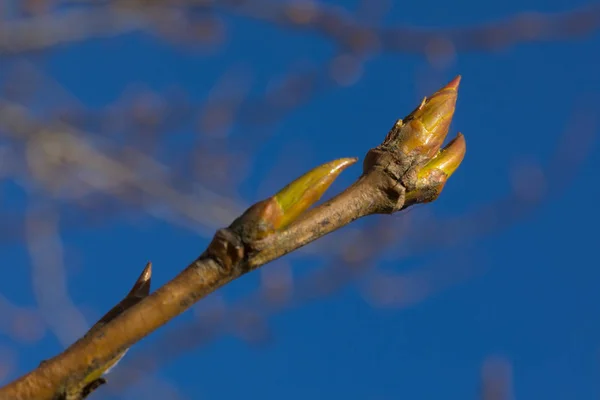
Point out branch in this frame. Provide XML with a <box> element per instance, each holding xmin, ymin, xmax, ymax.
<box><xmin>0</xmin><ymin>77</ymin><xmax>466</xmax><ymax>400</ymax></box>
<box><xmin>3</xmin><ymin>2</ymin><xmax>600</xmax><ymax>56</ymax></box>
<box><xmin>208</xmin><ymin>1</ymin><xmax>600</xmax><ymax>54</ymax></box>
<box><xmin>0</xmin><ymin>8</ymin><xmax>151</xmax><ymax>54</ymax></box>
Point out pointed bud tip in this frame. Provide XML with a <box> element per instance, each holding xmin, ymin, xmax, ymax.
<box><xmin>454</xmin><ymin>132</ymin><xmax>466</xmax><ymax>144</ymax></box>
<box><xmin>130</xmin><ymin>262</ymin><xmax>152</xmax><ymax>297</ymax></box>
<box><xmin>447</xmin><ymin>132</ymin><xmax>466</xmax><ymax>157</ymax></box>
<box><xmin>402</xmin><ymin>78</ymin><xmax>460</xmax><ymax>157</ymax></box>
<box><xmin>327</xmin><ymin>157</ymin><xmax>358</xmax><ymax>177</ymax></box>
<box><xmin>140</xmin><ymin>262</ymin><xmax>152</xmax><ymax>283</ymax></box>
<box><xmin>443</xmin><ymin>75</ymin><xmax>461</xmax><ymax>91</ymax></box>
<box><xmin>431</xmin><ymin>132</ymin><xmax>466</xmax><ymax>177</ymax></box>
<box><xmin>333</xmin><ymin>157</ymin><xmax>358</xmax><ymax>170</ymax></box>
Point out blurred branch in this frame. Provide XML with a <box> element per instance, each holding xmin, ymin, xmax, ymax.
<box><xmin>0</xmin><ymin>98</ymin><xmax>245</xmax><ymax>236</ymax></box>
<box><xmin>208</xmin><ymin>1</ymin><xmax>600</xmax><ymax>54</ymax></box>
<box><xmin>0</xmin><ymin>1</ymin><xmax>598</xmax><ymax>57</ymax></box>
<box><xmin>25</xmin><ymin>204</ymin><xmax>89</xmax><ymax>346</ymax></box>
<box><xmin>0</xmin><ymin>294</ymin><xmax>46</xmax><ymax>344</ymax></box>
<box><xmin>480</xmin><ymin>356</ymin><xmax>514</xmax><ymax>400</ymax></box>
<box><xmin>0</xmin><ymin>8</ymin><xmax>151</xmax><ymax>54</ymax></box>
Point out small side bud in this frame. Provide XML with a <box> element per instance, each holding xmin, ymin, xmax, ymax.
<box><xmin>273</xmin><ymin>157</ymin><xmax>357</xmax><ymax>230</ymax></box>
<box><xmin>404</xmin><ymin>133</ymin><xmax>466</xmax><ymax>207</ymax></box>
<box><xmin>63</xmin><ymin>263</ymin><xmax>153</xmax><ymax>399</ymax></box>
<box><xmin>232</xmin><ymin>158</ymin><xmax>357</xmax><ymax>240</ymax></box>
<box><xmin>93</xmin><ymin>262</ymin><xmax>152</xmax><ymax>330</ymax></box>
<box><xmin>419</xmin><ymin>133</ymin><xmax>466</xmax><ymax>179</ymax></box>
<box><xmin>127</xmin><ymin>261</ymin><xmax>152</xmax><ymax>298</ymax></box>
<box><xmin>85</xmin><ymin>263</ymin><xmax>152</xmax><ymax>378</ymax></box>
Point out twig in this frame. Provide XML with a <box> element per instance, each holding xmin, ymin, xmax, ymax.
<box><xmin>0</xmin><ymin>77</ymin><xmax>466</xmax><ymax>400</ymax></box>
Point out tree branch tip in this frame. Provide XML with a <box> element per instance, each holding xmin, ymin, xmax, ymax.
<box><xmin>444</xmin><ymin>75</ymin><xmax>462</xmax><ymax>91</ymax></box>
<box><xmin>129</xmin><ymin>261</ymin><xmax>152</xmax><ymax>297</ymax></box>
<box><xmin>0</xmin><ymin>76</ymin><xmax>469</xmax><ymax>400</ymax></box>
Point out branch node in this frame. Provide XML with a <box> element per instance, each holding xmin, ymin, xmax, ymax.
<box><xmin>205</xmin><ymin>228</ymin><xmax>245</xmax><ymax>273</ymax></box>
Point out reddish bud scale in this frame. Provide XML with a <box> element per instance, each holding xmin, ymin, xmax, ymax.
<box><xmin>398</xmin><ymin>76</ymin><xmax>460</xmax><ymax>158</ymax></box>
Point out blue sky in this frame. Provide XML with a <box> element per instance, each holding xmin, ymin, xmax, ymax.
<box><xmin>1</xmin><ymin>1</ymin><xmax>600</xmax><ymax>399</ymax></box>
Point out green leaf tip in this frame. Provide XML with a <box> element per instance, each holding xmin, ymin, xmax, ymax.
<box><xmin>230</xmin><ymin>157</ymin><xmax>357</xmax><ymax>240</ymax></box>
<box><xmin>273</xmin><ymin>157</ymin><xmax>357</xmax><ymax>231</ymax></box>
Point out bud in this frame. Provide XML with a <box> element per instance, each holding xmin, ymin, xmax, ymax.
<box><xmin>273</xmin><ymin>157</ymin><xmax>357</xmax><ymax>230</ymax></box>
<box><xmin>419</xmin><ymin>132</ymin><xmax>466</xmax><ymax>179</ymax></box>
<box><xmin>233</xmin><ymin>158</ymin><xmax>357</xmax><ymax>240</ymax></box>
<box><xmin>404</xmin><ymin>133</ymin><xmax>466</xmax><ymax>206</ymax></box>
<box><xmin>65</xmin><ymin>262</ymin><xmax>152</xmax><ymax>399</ymax></box>
<box><xmin>397</xmin><ymin>76</ymin><xmax>460</xmax><ymax>159</ymax></box>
